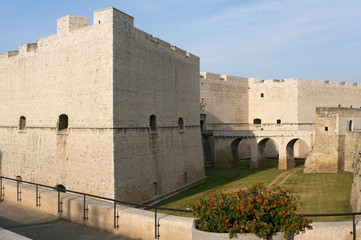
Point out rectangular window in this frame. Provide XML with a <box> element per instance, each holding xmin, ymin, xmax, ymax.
<box><xmin>325</xmin><ymin>127</ymin><xmax>328</xmax><ymax>131</ymax></box>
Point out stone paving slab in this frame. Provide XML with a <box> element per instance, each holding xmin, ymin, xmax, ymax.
<box><xmin>0</xmin><ymin>201</ymin><xmax>131</xmax><ymax>240</ymax></box>
<box><xmin>0</xmin><ymin>227</ymin><xmax>31</xmax><ymax>240</ymax></box>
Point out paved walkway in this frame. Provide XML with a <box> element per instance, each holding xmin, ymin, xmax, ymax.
<box><xmin>0</xmin><ymin>201</ymin><xmax>131</xmax><ymax>240</ymax></box>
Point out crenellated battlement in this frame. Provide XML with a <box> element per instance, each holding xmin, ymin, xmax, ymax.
<box><xmin>0</xmin><ymin>7</ymin><xmax>196</xmax><ymax>61</ymax></box>
<box><xmin>200</xmin><ymin>72</ymin><xmax>256</xmax><ymax>84</ymax></box>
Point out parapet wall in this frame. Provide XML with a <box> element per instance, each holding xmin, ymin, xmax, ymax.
<box><xmin>1</xmin><ymin>179</ymin><xmax>193</xmax><ymax>240</ymax></box>
<box><xmin>0</xmin><ymin>8</ymin><xmax>194</xmax><ymax>63</ymax></box>
<box><xmin>2</xmin><ymin>178</ymin><xmax>360</xmax><ymax>240</ymax></box>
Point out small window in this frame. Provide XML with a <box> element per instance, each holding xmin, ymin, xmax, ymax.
<box><xmin>260</xmin><ymin>93</ymin><xmax>264</xmax><ymax>98</ymax></box>
<box><xmin>16</xmin><ymin>175</ymin><xmax>22</xmax><ymax>181</ymax></box>
<box><xmin>348</xmin><ymin>120</ymin><xmax>353</xmax><ymax>131</ymax></box>
<box><xmin>325</xmin><ymin>127</ymin><xmax>328</xmax><ymax>131</ymax></box>
<box><xmin>253</xmin><ymin>118</ymin><xmax>262</xmax><ymax>125</ymax></box>
<box><xmin>150</xmin><ymin>115</ymin><xmax>157</xmax><ymax>131</ymax></box>
<box><xmin>56</xmin><ymin>184</ymin><xmax>66</xmax><ymax>192</ymax></box>
<box><xmin>183</xmin><ymin>172</ymin><xmax>188</xmax><ymax>184</ymax></box>
<box><xmin>178</xmin><ymin>117</ymin><xmax>184</xmax><ymax>131</ymax></box>
<box><xmin>58</xmin><ymin>114</ymin><xmax>68</xmax><ymax>131</ymax></box>
<box><xmin>19</xmin><ymin>116</ymin><xmax>26</xmax><ymax>130</ymax></box>
<box><xmin>200</xmin><ymin>120</ymin><xmax>204</xmax><ymax>130</ymax></box>
<box><xmin>276</xmin><ymin>119</ymin><xmax>281</xmax><ymax>125</ymax></box>
<box><xmin>153</xmin><ymin>182</ymin><xmax>158</xmax><ymax>195</ymax></box>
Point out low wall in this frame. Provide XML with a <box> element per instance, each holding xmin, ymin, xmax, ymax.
<box><xmin>0</xmin><ymin>179</ymin><xmax>193</xmax><ymax>240</ymax></box>
<box><xmin>1</xmin><ymin>178</ymin><xmax>360</xmax><ymax>240</ymax></box>
<box><xmin>294</xmin><ymin>221</ymin><xmax>361</xmax><ymax>240</ymax></box>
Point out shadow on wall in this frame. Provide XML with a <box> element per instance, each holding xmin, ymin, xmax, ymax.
<box><xmin>0</xmin><ymin>151</ymin><xmax>2</xmax><ymax>174</ymax></box>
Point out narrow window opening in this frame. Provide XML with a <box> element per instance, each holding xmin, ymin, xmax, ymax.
<box><xmin>348</xmin><ymin>120</ymin><xmax>353</xmax><ymax>131</ymax></box>
<box><xmin>58</xmin><ymin>114</ymin><xmax>68</xmax><ymax>131</ymax></box>
<box><xmin>56</xmin><ymin>184</ymin><xmax>66</xmax><ymax>192</ymax></box>
<box><xmin>200</xmin><ymin>120</ymin><xmax>204</xmax><ymax>130</ymax></box>
<box><xmin>150</xmin><ymin>115</ymin><xmax>157</xmax><ymax>131</ymax></box>
<box><xmin>153</xmin><ymin>182</ymin><xmax>158</xmax><ymax>195</ymax></box>
<box><xmin>98</xmin><ymin>20</ymin><xmax>101</xmax><ymax>24</ymax></box>
<box><xmin>19</xmin><ymin>116</ymin><xmax>26</xmax><ymax>130</ymax></box>
<box><xmin>276</xmin><ymin>119</ymin><xmax>281</xmax><ymax>125</ymax></box>
<box><xmin>253</xmin><ymin>118</ymin><xmax>262</xmax><ymax>125</ymax></box>
<box><xmin>178</xmin><ymin>117</ymin><xmax>184</xmax><ymax>131</ymax></box>
<box><xmin>325</xmin><ymin>127</ymin><xmax>328</xmax><ymax>131</ymax></box>
<box><xmin>183</xmin><ymin>172</ymin><xmax>188</xmax><ymax>184</ymax></box>
<box><xmin>260</xmin><ymin>93</ymin><xmax>264</xmax><ymax>98</ymax></box>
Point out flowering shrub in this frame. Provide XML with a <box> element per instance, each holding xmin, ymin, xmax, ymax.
<box><xmin>191</xmin><ymin>183</ymin><xmax>312</xmax><ymax>239</ymax></box>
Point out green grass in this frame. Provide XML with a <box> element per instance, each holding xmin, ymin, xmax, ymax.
<box><xmin>153</xmin><ymin>159</ymin><xmax>353</xmax><ymax>221</ymax></box>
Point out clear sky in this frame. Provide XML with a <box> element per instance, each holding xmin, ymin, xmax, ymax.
<box><xmin>1</xmin><ymin>0</ymin><xmax>361</xmax><ymax>82</ymax></box>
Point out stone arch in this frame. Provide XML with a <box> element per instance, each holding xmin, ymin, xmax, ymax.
<box><xmin>230</xmin><ymin>138</ymin><xmax>242</xmax><ymax>164</ymax></box>
<box><xmin>256</xmin><ymin>138</ymin><xmax>279</xmax><ymax>168</ymax></box>
<box><xmin>237</xmin><ymin>138</ymin><xmax>251</xmax><ymax>161</ymax></box>
<box><xmin>230</xmin><ymin>138</ymin><xmax>251</xmax><ymax>165</ymax></box>
<box><xmin>285</xmin><ymin>138</ymin><xmax>310</xmax><ymax>169</ymax></box>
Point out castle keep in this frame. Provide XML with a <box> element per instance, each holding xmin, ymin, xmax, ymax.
<box><xmin>0</xmin><ymin>7</ymin><xmax>205</xmax><ymax>203</ymax></box>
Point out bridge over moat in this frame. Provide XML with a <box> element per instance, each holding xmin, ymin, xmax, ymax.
<box><xmin>210</xmin><ymin>130</ymin><xmax>315</xmax><ymax>170</ymax></box>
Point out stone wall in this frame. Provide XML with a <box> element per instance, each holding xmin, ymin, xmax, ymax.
<box><xmin>249</xmin><ymin>79</ymin><xmax>300</xmax><ymax>131</ymax></box>
<box><xmin>304</xmin><ymin>107</ymin><xmax>361</xmax><ymax>173</ymax></box>
<box><xmin>0</xmin><ymin>11</ymin><xmax>115</xmax><ymax>197</ymax></box>
<box><xmin>0</xmin><ymin>7</ymin><xmax>205</xmax><ymax>203</ymax></box>
<box><xmin>348</xmin><ymin>132</ymin><xmax>361</xmax><ymax>212</ymax></box>
<box><xmin>200</xmin><ymin>74</ymin><xmax>361</xmax><ymax>167</ymax></box>
<box><xmin>111</xmin><ymin>8</ymin><xmax>205</xmax><ymax>202</ymax></box>
<box><xmin>199</xmin><ymin>73</ymin><xmax>253</xmax><ymax>130</ymax></box>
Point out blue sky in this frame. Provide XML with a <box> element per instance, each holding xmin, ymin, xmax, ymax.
<box><xmin>1</xmin><ymin>0</ymin><xmax>361</xmax><ymax>82</ymax></box>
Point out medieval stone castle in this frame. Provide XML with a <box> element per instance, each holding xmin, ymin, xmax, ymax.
<box><xmin>1</xmin><ymin>7</ymin><xmax>361</xmax><ymax>204</ymax></box>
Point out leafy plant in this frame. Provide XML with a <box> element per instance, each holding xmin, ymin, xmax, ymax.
<box><xmin>191</xmin><ymin>183</ymin><xmax>312</xmax><ymax>239</ymax></box>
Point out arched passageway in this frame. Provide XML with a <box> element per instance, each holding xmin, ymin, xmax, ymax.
<box><xmin>285</xmin><ymin>139</ymin><xmax>310</xmax><ymax>169</ymax></box>
<box><xmin>230</xmin><ymin>138</ymin><xmax>251</xmax><ymax>166</ymax></box>
<box><xmin>256</xmin><ymin>138</ymin><xmax>279</xmax><ymax>168</ymax></box>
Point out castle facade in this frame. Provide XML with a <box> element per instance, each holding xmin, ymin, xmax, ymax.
<box><xmin>0</xmin><ymin>7</ymin><xmax>205</xmax><ymax>203</ymax></box>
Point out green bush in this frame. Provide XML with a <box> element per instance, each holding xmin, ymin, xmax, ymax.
<box><xmin>191</xmin><ymin>183</ymin><xmax>312</xmax><ymax>239</ymax></box>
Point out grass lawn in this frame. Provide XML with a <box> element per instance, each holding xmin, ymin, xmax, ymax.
<box><xmin>153</xmin><ymin>159</ymin><xmax>353</xmax><ymax>221</ymax></box>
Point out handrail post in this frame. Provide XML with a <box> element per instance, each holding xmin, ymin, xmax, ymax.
<box><xmin>57</xmin><ymin>191</ymin><xmax>63</xmax><ymax>214</ymax></box>
<box><xmin>16</xmin><ymin>179</ymin><xmax>21</xmax><ymax>202</ymax></box>
<box><xmin>353</xmin><ymin>214</ymin><xmax>356</xmax><ymax>240</ymax></box>
<box><xmin>36</xmin><ymin>185</ymin><xmax>38</xmax><ymax>207</ymax></box>
<box><xmin>83</xmin><ymin>195</ymin><xmax>88</xmax><ymax>221</ymax></box>
<box><xmin>0</xmin><ymin>176</ymin><xmax>2</xmax><ymax>201</ymax></box>
<box><xmin>155</xmin><ymin>208</ymin><xmax>157</xmax><ymax>239</ymax></box>
<box><xmin>155</xmin><ymin>208</ymin><xmax>160</xmax><ymax>239</ymax></box>
<box><xmin>113</xmin><ymin>201</ymin><xmax>119</xmax><ymax>229</ymax></box>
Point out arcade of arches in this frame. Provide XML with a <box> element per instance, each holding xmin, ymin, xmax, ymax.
<box><xmin>214</xmin><ymin>133</ymin><xmax>312</xmax><ymax>170</ymax></box>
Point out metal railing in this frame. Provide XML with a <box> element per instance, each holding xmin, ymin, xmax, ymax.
<box><xmin>0</xmin><ymin>176</ymin><xmax>191</xmax><ymax>239</ymax></box>
<box><xmin>0</xmin><ymin>176</ymin><xmax>360</xmax><ymax>240</ymax></box>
